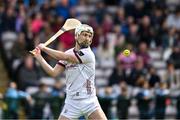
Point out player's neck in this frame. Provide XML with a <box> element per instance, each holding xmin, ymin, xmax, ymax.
<box><xmin>74</xmin><ymin>43</ymin><xmax>81</xmax><ymax>51</ymax></box>
<box><xmin>74</xmin><ymin>42</ymin><xmax>89</xmax><ymax>51</ymax></box>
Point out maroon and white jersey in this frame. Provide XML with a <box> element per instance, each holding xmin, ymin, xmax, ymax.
<box><xmin>58</xmin><ymin>47</ymin><xmax>96</xmax><ymax>99</ymax></box>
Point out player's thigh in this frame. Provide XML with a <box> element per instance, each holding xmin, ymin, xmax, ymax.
<box><xmin>60</xmin><ymin>101</ymin><xmax>81</xmax><ymax>119</ymax></box>
<box><xmin>58</xmin><ymin>115</ymin><xmax>70</xmax><ymax>120</ymax></box>
<box><xmin>88</xmin><ymin>108</ymin><xmax>107</xmax><ymax>120</ymax></box>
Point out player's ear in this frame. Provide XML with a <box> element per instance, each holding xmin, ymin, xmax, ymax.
<box><xmin>75</xmin><ymin>34</ymin><xmax>78</xmax><ymax>40</ymax></box>
<box><xmin>89</xmin><ymin>39</ymin><xmax>92</xmax><ymax>45</ymax></box>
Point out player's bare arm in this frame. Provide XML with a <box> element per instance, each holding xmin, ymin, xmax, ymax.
<box><xmin>37</xmin><ymin>44</ymin><xmax>79</xmax><ymax>64</ymax></box>
<box><xmin>34</xmin><ymin>47</ymin><xmax>65</xmax><ymax>77</ymax></box>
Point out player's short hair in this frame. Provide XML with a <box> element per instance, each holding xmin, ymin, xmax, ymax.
<box><xmin>75</xmin><ymin>24</ymin><xmax>94</xmax><ymax>36</ymax></box>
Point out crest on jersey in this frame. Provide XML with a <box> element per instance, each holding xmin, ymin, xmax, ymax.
<box><xmin>78</xmin><ymin>51</ymin><xmax>84</xmax><ymax>56</ymax></box>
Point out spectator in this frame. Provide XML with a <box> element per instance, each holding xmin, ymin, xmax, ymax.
<box><xmin>166</xmin><ymin>8</ymin><xmax>180</xmax><ymax>30</ymax></box>
<box><xmin>21</xmin><ymin>18</ymin><xmax>34</xmax><ymax>50</ymax></box>
<box><xmin>31</xmin><ymin>12</ymin><xmax>44</xmax><ymax>35</ymax></box>
<box><xmin>127</xmin><ymin>23</ymin><xmax>140</xmax><ymax>46</ymax></box>
<box><xmin>154</xmin><ymin>82</ymin><xmax>170</xmax><ymax>119</ymax></box>
<box><xmin>95</xmin><ymin>1</ymin><xmax>106</xmax><ymax>24</ymax></box>
<box><xmin>136</xmin><ymin>42</ymin><xmax>151</xmax><ymax>68</ymax></box>
<box><xmin>162</xmin><ymin>27</ymin><xmax>178</xmax><ymax>50</ymax></box>
<box><xmin>3</xmin><ymin>81</ymin><xmax>32</xmax><ymax>119</ymax></box>
<box><xmin>102</xmin><ymin>13</ymin><xmax>113</xmax><ymax>34</ymax></box>
<box><xmin>97</xmin><ymin>86</ymin><xmax>113</xmax><ymax>118</ymax></box>
<box><xmin>50</xmin><ymin>80</ymin><xmax>65</xmax><ymax>119</ymax></box>
<box><xmin>128</xmin><ymin>56</ymin><xmax>147</xmax><ymax>86</ymax></box>
<box><xmin>165</xmin><ymin>63</ymin><xmax>180</xmax><ymax>89</ymax></box>
<box><xmin>92</xmin><ymin>26</ymin><xmax>105</xmax><ymax>51</ymax></box>
<box><xmin>39</xmin><ymin>22</ymin><xmax>54</xmax><ymax>43</ymax></box>
<box><xmin>108</xmin><ymin>61</ymin><xmax>126</xmax><ymax>86</ymax></box>
<box><xmin>114</xmin><ymin>7</ymin><xmax>126</xmax><ymax>25</ymax></box>
<box><xmin>0</xmin><ymin>5</ymin><xmax>5</xmax><ymax>34</ymax></box>
<box><xmin>138</xmin><ymin>15</ymin><xmax>154</xmax><ymax>46</ymax></box>
<box><xmin>168</xmin><ymin>46</ymin><xmax>180</xmax><ymax>69</ymax></box>
<box><xmin>177</xmin><ymin>95</ymin><xmax>180</xmax><ymax>119</ymax></box>
<box><xmin>11</xmin><ymin>32</ymin><xmax>27</xmax><ymax>60</ymax></box>
<box><xmin>55</xmin><ymin>0</ymin><xmax>71</xmax><ymax>19</ymax></box>
<box><xmin>148</xmin><ymin>67</ymin><xmax>160</xmax><ymax>88</ymax></box>
<box><xmin>113</xmin><ymin>25</ymin><xmax>126</xmax><ymax>57</ymax></box>
<box><xmin>31</xmin><ymin>82</ymin><xmax>51</xmax><ymax>119</ymax></box>
<box><xmin>1</xmin><ymin>6</ymin><xmax>16</xmax><ymax>32</ymax></box>
<box><xmin>39</xmin><ymin>22</ymin><xmax>56</xmax><ymax>49</ymax></box>
<box><xmin>17</xmin><ymin>54</ymin><xmax>40</xmax><ymax>90</ymax></box>
<box><xmin>96</xmin><ymin>38</ymin><xmax>114</xmax><ymax>67</ymax></box>
<box><xmin>51</xmin><ymin>15</ymin><xmax>64</xmax><ymax>34</ymax></box>
<box><xmin>150</xmin><ymin>6</ymin><xmax>165</xmax><ymax>47</ymax></box>
<box><xmin>40</xmin><ymin>1</ymin><xmax>52</xmax><ymax>20</ymax></box>
<box><xmin>136</xmin><ymin>80</ymin><xmax>152</xmax><ymax>119</ymax></box>
<box><xmin>117</xmin><ymin>81</ymin><xmax>130</xmax><ymax>119</ymax></box>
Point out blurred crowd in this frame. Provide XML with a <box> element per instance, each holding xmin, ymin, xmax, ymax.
<box><xmin>0</xmin><ymin>0</ymin><xmax>180</xmax><ymax>119</ymax></box>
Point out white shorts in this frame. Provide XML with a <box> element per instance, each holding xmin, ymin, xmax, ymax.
<box><xmin>60</xmin><ymin>96</ymin><xmax>101</xmax><ymax>119</ymax></box>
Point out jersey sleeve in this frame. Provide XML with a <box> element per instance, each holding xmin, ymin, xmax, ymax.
<box><xmin>56</xmin><ymin>49</ymin><xmax>70</xmax><ymax>67</ymax></box>
<box><xmin>57</xmin><ymin>60</ymin><xmax>67</xmax><ymax>68</ymax></box>
<box><xmin>73</xmin><ymin>48</ymin><xmax>94</xmax><ymax>63</ymax></box>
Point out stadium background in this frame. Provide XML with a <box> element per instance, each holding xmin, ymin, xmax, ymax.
<box><xmin>0</xmin><ymin>0</ymin><xmax>179</xmax><ymax>119</ymax></box>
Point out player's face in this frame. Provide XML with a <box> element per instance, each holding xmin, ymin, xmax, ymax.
<box><xmin>77</xmin><ymin>31</ymin><xmax>93</xmax><ymax>48</ymax></box>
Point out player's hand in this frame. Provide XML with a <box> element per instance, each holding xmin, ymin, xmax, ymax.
<box><xmin>33</xmin><ymin>47</ymin><xmax>42</xmax><ymax>60</ymax></box>
<box><xmin>37</xmin><ymin>43</ymin><xmax>45</xmax><ymax>50</ymax></box>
